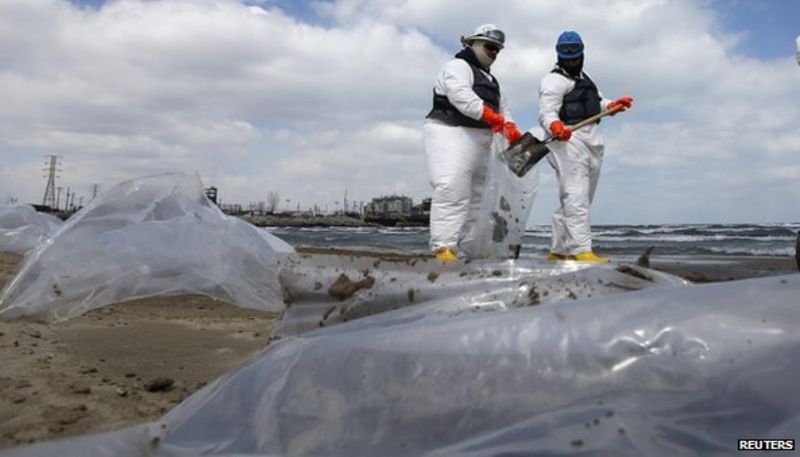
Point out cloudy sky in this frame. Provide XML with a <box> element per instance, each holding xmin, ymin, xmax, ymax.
<box><xmin>1</xmin><ymin>0</ymin><xmax>798</xmax><ymax>224</ymax></box>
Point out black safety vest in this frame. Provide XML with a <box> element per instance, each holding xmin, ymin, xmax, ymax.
<box><xmin>426</xmin><ymin>62</ymin><xmax>500</xmax><ymax>129</ymax></box>
<box><xmin>553</xmin><ymin>68</ymin><xmax>601</xmax><ymax>125</ymax></box>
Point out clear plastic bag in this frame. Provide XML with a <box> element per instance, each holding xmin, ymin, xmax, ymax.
<box><xmin>461</xmin><ymin>135</ymin><xmax>539</xmax><ymax>260</ymax></box>
<box><xmin>0</xmin><ymin>173</ymin><xmax>292</xmax><ymax>321</ymax></box>
<box><xmin>0</xmin><ymin>204</ymin><xmax>63</xmax><ymax>254</ymax></box>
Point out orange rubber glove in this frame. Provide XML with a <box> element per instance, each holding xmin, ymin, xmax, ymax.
<box><xmin>481</xmin><ymin>105</ymin><xmax>506</xmax><ymax>133</ymax></box>
<box><xmin>549</xmin><ymin>120</ymin><xmax>572</xmax><ymax>141</ymax></box>
<box><xmin>607</xmin><ymin>96</ymin><xmax>634</xmax><ymax>114</ymax></box>
<box><xmin>503</xmin><ymin>122</ymin><xmax>523</xmax><ymax>144</ymax></box>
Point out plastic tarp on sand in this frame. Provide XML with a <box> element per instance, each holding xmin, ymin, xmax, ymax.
<box><xmin>274</xmin><ymin>251</ymin><xmax>688</xmax><ymax>337</ymax></box>
<box><xmin>0</xmin><ymin>204</ymin><xmax>62</xmax><ymax>254</ymax></box>
<box><xmin>0</xmin><ymin>173</ymin><xmax>293</xmax><ymax>321</ymax></box>
<box><xmin>4</xmin><ymin>271</ymin><xmax>799</xmax><ymax>456</ymax></box>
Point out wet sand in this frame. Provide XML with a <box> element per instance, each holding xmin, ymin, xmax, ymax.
<box><xmin>0</xmin><ymin>250</ymin><xmax>797</xmax><ymax>450</ymax></box>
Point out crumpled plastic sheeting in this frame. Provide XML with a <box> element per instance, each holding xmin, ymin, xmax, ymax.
<box><xmin>275</xmin><ymin>251</ymin><xmax>687</xmax><ymax>337</ymax></box>
<box><xmin>0</xmin><ymin>204</ymin><xmax>62</xmax><ymax>254</ymax></box>
<box><xmin>461</xmin><ymin>135</ymin><xmax>539</xmax><ymax>260</ymax></box>
<box><xmin>4</xmin><ymin>273</ymin><xmax>799</xmax><ymax>456</ymax></box>
<box><xmin>0</xmin><ymin>173</ymin><xmax>293</xmax><ymax>321</ymax></box>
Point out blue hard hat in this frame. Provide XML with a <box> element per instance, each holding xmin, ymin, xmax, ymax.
<box><xmin>556</xmin><ymin>31</ymin><xmax>584</xmax><ymax>59</ymax></box>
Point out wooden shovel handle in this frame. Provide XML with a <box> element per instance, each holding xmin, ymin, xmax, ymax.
<box><xmin>568</xmin><ymin>104</ymin><xmax>625</xmax><ymax>131</ymax></box>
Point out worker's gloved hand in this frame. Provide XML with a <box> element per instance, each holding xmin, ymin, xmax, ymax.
<box><xmin>549</xmin><ymin>120</ymin><xmax>572</xmax><ymax>141</ymax></box>
<box><xmin>607</xmin><ymin>96</ymin><xmax>634</xmax><ymax>114</ymax></box>
<box><xmin>481</xmin><ymin>105</ymin><xmax>506</xmax><ymax>133</ymax></box>
<box><xmin>503</xmin><ymin>122</ymin><xmax>523</xmax><ymax>144</ymax></box>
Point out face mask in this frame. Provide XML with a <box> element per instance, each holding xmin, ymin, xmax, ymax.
<box><xmin>471</xmin><ymin>41</ymin><xmax>497</xmax><ymax>69</ymax></box>
<box><xmin>558</xmin><ymin>56</ymin><xmax>584</xmax><ymax>76</ymax></box>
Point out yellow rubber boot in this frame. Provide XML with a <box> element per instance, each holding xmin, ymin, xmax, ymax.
<box><xmin>435</xmin><ymin>247</ymin><xmax>458</xmax><ymax>262</ymax></box>
<box><xmin>547</xmin><ymin>252</ymin><xmax>567</xmax><ymax>261</ymax></box>
<box><xmin>573</xmin><ymin>251</ymin><xmax>610</xmax><ymax>263</ymax></box>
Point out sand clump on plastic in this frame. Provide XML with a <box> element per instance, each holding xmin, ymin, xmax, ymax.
<box><xmin>0</xmin><ymin>252</ymin><xmax>277</xmax><ymax>449</ymax></box>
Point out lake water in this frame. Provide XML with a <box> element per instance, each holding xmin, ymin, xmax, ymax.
<box><xmin>265</xmin><ymin>223</ymin><xmax>799</xmax><ymax>258</ymax></box>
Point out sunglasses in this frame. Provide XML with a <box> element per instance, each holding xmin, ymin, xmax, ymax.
<box><xmin>483</xmin><ymin>43</ymin><xmax>502</xmax><ymax>53</ymax></box>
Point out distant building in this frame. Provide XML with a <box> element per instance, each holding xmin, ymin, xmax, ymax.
<box><xmin>204</xmin><ymin>186</ymin><xmax>218</xmax><ymax>204</ymax></box>
<box><xmin>411</xmin><ymin>197</ymin><xmax>431</xmax><ymax>222</ymax></box>
<box><xmin>365</xmin><ymin>195</ymin><xmax>412</xmax><ymax>219</ymax></box>
<box><xmin>219</xmin><ymin>203</ymin><xmax>244</xmax><ymax>215</ymax></box>
<box><xmin>364</xmin><ymin>195</ymin><xmax>429</xmax><ymax>226</ymax></box>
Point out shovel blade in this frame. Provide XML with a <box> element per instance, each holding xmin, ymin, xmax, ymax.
<box><xmin>501</xmin><ymin>132</ymin><xmax>551</xmax><ymax>177</ymax></box>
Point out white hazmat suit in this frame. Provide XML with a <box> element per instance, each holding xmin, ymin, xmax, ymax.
<box><xmin>424</xmin><ymin>55</ymin><xmax>514</xmax><ymax>254</ymax></box>
<box><xmin>796</xmin><ymin>35</ymin><xmax>799</xmax><ymax>66</ymax></box>
<box><xmin>539</xmin><ymin>69</ymin><xmax>612</xmax><ymax>256</ymax></box>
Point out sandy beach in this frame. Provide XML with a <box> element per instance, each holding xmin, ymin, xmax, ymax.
<box><xmin>0</xmin><ymin>249</ymin><xmax>797</xmax><ymax>450</ymax></box>
<box><xmin>0</xmin><ymin>252</ymin><xmax>278</xmax><ymax>449</ymax></box>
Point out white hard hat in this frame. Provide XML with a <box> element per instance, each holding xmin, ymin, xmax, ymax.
<box><xmin>464</xmin><ymin>23</ymin><xmax>505</xmax><ymax>49</ymax></box>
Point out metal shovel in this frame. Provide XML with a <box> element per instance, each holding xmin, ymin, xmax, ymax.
<box><xmin>502</xmin><ymin>105</ymin><xmax>625</xmax><ymax>177</ymax></box>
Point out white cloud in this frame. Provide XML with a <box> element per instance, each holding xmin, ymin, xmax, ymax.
<box><xmin>0</xmin><ymin>0</ymin><xmax>797</xmax><ymax>223</ymax></box>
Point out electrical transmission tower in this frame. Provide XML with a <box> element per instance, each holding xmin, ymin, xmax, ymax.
<box><xmin>42</xmin><ymin>155</ymin><xmax>61</xmax><ymax>208</ymax></box>
<box><xmin>56</xmin><ymin>187</ymin><xmax>63</xmax><ymax>209</ymax></box>
<box><xmin>90</xmin><ymin>183</ymin><xmax>100</xmax><ymax>200</ymax></box>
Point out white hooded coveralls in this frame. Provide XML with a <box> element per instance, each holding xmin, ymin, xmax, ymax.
<box><xmin>796</xmin><ymin>35</ymin><xmax>800</xmax><ymax>66</ymax></box>
<box><xmin>539</xmin><ymin>68</ymin><xmax>612</xmax><ymax>255</ymax></box>
<box><xmin>424</xmin><ymin>59</ymin><xmax>513</xmax><ymax>253</ymax></box>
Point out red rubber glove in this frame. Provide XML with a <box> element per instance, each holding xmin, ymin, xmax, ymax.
<box><xmin>549</xmin><ymin>120</ymin><xmax>572</xmax><ymax>141</ymax></box>
<box><xmin>607</xmin><ymin>96</ymin><xmax>634</xmax><ymax>114</ymax></box>
<box><xmin>503</xmin><ymin>122</ymin><xmax>523</xmax><ymax>144</ymax></box>
<box><xmin>481</xmin><ymin>105</ymin><xmax>506</xmax><ymax>133</ymax></box>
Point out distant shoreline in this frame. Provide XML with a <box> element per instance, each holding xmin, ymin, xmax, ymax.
<box><xmin>46</xmin><ymin>210</ymin><xmax>426</xmax><ymax>228</ymax></box>
<box><xmin>237</xmin><ymin>214</ymin><xmax>427</xmax><ymax>228</ymax></box>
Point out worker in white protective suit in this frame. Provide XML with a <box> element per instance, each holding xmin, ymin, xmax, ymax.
<box><xmin>424</xmin><ymin>24</ymin><xmax>523</xmax><ymax>262</ymax></box>
<box><xmin>796</xmin><ymin>35</ymin><xmax>799</xmax><ymax>66</ymax></box>
<box><xmin>538</xmin><ymin>31</ymin><xmax>633</xmax><ymax>263</ymax></box>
